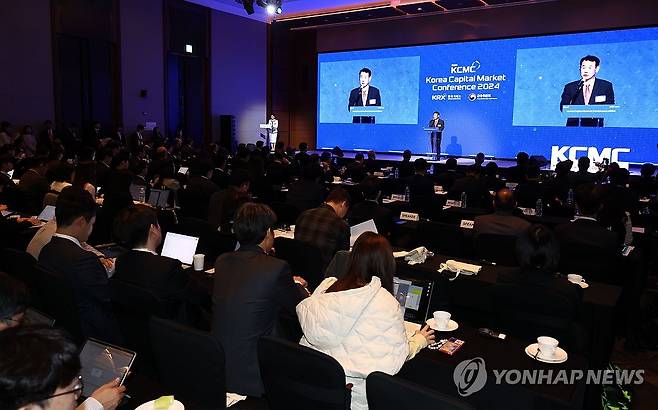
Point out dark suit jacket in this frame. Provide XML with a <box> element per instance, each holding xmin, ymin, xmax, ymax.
<box><xmin>560</xmin><ymin>78</ymin><xmax>614</xmax><ymax>126</ymax></box>
<box><xmin>113</xmin><ymin>250</ymin><xmax>188</xmax><ymax>299</ymax></box>
<box><xmin>473</xmin><ymin>212</ymin><xmax>531</xmax><ymax>238</ymax></box>
<box><xmin>449</xmin><ymin>175</ymin><xmax>491</xmax><ymax>208</ymax></box>
<box><xmin>397</xmin><ymin>160</ymin><xmax>414</xmax><ymax>179</ymax></box>
<box><xmin>96</xmin><ymin>162</ymin><xmax>111</xmax><ymax>189</ymax></box>
<box><xmin>211</xmin><ymin>168</ymin><xmax>230</xmax><ymax>190</ymax></box>
<box><xmin>349</xmin><ymin>200</ymin><xmax>393</xmax><ymax>237</ymax></box>
<box><xmin>181</xmin><ymin>176</ymin><xmax>220</xmax><ymax>219</ymax></box>
<box><xmin>348</xmin><ymin>86</ymin><xmax>381</xmax><ymax>108</ymax></box>
<box><xmin>207</xmin><ymin>187</ymin><xmax>250</xmax><ymax>231</ymax></box>
<box><xmin>18</xmin><ymin>169</ymin><xmax>49</xmax><ymax>215</ymax></box>
<box><xmin>38</xmin><ymin>237</ymin><xmax>121</xmax><ymax>343</ymax></box>
<box><xmin>212</xmin><ymin>245</ymin><xmax>306</xmax><ymax>397</ymax></box>
<box><xmin>286</xmin><ymin>179</ymin><xmax>326</xmax><ymax>212</ymax></box>
<box><xmin>555</xmin><ymin>218</ymin><xmax>620</xmax><ymax>253</ymax></box>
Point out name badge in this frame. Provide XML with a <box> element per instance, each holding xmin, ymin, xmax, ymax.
<box><xmin>391</xmin><ymin>194</ymin><xmax>406</xmax><ymax>202</ymax></box>
<box><xmin>400</xmin><ymin>212</ymin><xmax>419</xmax><ymax>222</ymax></box>
<box><xmin>460</xmin><ymin>220</ymin><xmax>474</xmax><ymax>229</ymax></box>
<box><xmin>369</xmin><ymin>99</ymin><xmax>377</xmax><ymax>104</ymax></box>
<box><xmin>445</xmin><ymin>199</ymin><xmax>462</xmax><ymax>208</ymax></box>
<box><xmin>594</xmin><ymin>95</ymin><xmax>606</xmax><ymax>103</ymax></box>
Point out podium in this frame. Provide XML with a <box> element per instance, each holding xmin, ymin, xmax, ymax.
<box><xmin>350</xmin><ymin>106</ymin><xmax>384</xmax><ymax>124</ymax></box>
<box><xmin>259</xmin><ymin>123</ymin><xmax>277</xmax><ymax>150</ymax></box>
<box><xmin>561</xmin><ymin>104</ymin><xmax>620</xmax><ymax>127</ymax></box>
<box><xmin>423</xmin><ymin>127</ymin><xmax>442</xmax><ymax>159</ymax></box>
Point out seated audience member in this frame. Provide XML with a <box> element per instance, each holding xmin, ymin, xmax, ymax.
<box><xmin>555</xmin><ymin>183</ymin><xmax>620</xmax><ymax>254</ymax></box>
<box><xmin>49</xmin><ymin>162</ymin><xmax>74</xmax><ymax>193</ymax></box>
<box><xmin>569</xmin><ymin>156</ymin><xmax>597</xmax><ymax>187</ymax></box>
<box><xmin>112</xmin><ymin>205</ymin><xmax>188</xmax><ymax>299</ymax></box>
<box><xmin>319</xmin><ymin>151</ymin><xmax>336</xmax><ymax>183</ymax></box>
<box><xmin>347</xmin><ymin>153</ymin><xmax>366</xmax><ymax>182</ymax></box>
<box><xmin>0</xmin><ymin>272</ymin><xmax>29</xmax><ymax>331</ymax></box>
<box><xmin>212</xmin><ymin>203</ymin><xmax>309</xmax><ymax>397</ymax></box>
<box><xmin>435</xmin><ymin>157</ymin><xmax>461</xmax><ymax>191</ymax></box>
<box><xmin>514</xmin><ymin>165</ymin><xmax>543</xmax><ymax>208</ymax></box>
<box><xmin>267</xmin><ymin>152</ymin><xmax>291</xmax><ymax>186</ymax></box>
<box><xmin>18</xmin><ymin>156</ymin><xmax>50</xmax><ymax>215</ymax></box>
<box><xmin>295</xmin><ymin>188</ymin><xmax>351</xmax><ymax>268</ymax></box>
<box><xmin>0</xmin><ymin>326</ymin><xmax>126</xmax><ymax>410</ymax></box>
<box><xmin>543</xmin><ymin>160</ymin><xmax>572</xmax><ymax>208</ymax></box>
<box><xmin>211</xmin><ymin>155</ymin><xmax>230</xmax><ymax>190</ymax></box>
<box><xmin>208</xmin><ymin>169</ymin><xmax>251</xmax><ymax>232</ymax></box>
<box><xmin>365</xmin><ymin>150</ymin><xmax>379</xmax><ymax>173</ymax></box>
<box><xmin>294</xmin><ymin>142</ymin><xmax>310</xmax><ymax>169</ymax></box>
<box><xmin>473</xmin><ymin>188</ymin><xmax>530</xmax><ymax>238</ymax></box>
<box><xmin>350</xmin><ymin>176</ymin><xmax>393</xmax><ymax>237</ymax></box>
<box><xmin>397</xmin><ymin>149</ymin><xmax>414</xmax><ymax>179</ymax></box>
<box><xmin>95</xmin><ymin>148</ymin><xmax>113</xmax><ymax>190</ymax></box>
<box><xmin>474</xmin><ymin>152</ymin><xmax>486</xmax><ymax>173</ymax></box>
<box><xmin>407</xmin><ymin>158</ymin><xmax>435</xmax><ymax>213</ymax></box>
<box><xmin>483</xmin><ymin>162</ymin><xmax>505</xmax><ymax>193</ymax></box>
<box><xmin>38</xmin><ymin>187</ymin><xmax>121</xmax><ymax>343</ymax></box>
<box><xmin>598</xmin><ymin>168</ymin><xmax>636</xmax><ymax>244</ymax></box>
<box><xmin>449</xmin><ymin>165</ymin><xmax>491</xmax><ymax>208</ymax></box>
<box><xmin>181</xmin><ymin>158</ymin><xmax>220</xmax><ymax>218</ymax></box>
<box><xmin>296</xmin><ymin>232</ymin><xmax>435</xmax><ymax>410</ymax></box>
<box><xmin>286</xmin><ymin>163</ymin><xmax>326</xmax><ymax>212</ymax></box>
<box><xmin>506</xmin><ymin>151</ymin><xmax>529</xmax><ymax>183</ymax></box>
<box><xmin>630</xmin><ymin>163</ymin><xmax>657</xmax><ymax>197</ymax></box>
<box><xmin>499</xmin><ymin>225</ymin><xmax>580</xmax><ymax>303</ymax></box>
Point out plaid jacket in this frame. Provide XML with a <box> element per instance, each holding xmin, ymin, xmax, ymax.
<box><xmin>294</xmin><ymin>204</ymin><xmax>350</xmax><ymax>267</ymax></box>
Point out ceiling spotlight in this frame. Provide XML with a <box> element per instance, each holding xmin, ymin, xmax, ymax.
<box><xmin>266</xmin><ymin>4</ymin><xmax>276</xmax><ymax>14</ymax></box>
<box><xmin>276</xmin><ymin>6</ymin><xmax>282</xmax><ymax>14</ymax></box>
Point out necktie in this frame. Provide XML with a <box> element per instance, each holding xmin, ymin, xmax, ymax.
<box><xmin>362</xmin><ymin>89</ymin><xmax>367</xmax><ymax>106</ymax></box>
<box><xmin>584</xmin><ymin>84</ymin><xmax>591</xmax><ymax>105</ymax></box>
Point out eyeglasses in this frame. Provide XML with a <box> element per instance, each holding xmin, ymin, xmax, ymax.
<box><xmin>44</xmin><ymin>375</ymin><xmax>84</xmax><ymax>400</ymax></box>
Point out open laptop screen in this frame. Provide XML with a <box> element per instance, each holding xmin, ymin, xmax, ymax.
<box><xmin>161</xmin><ymin>232</ymin><xmax>199</xmax><ymax>265</ymax></box>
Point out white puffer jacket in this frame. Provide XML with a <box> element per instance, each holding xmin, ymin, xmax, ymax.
<box><xmin>296</xmin><ymin>276</ymin><xmax>409</xmax><ymax>410</ymax></box>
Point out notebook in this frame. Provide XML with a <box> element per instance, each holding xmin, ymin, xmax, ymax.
<box><xmin>349</xmin><ymin>219</ymin><xmax>378</xmax><ymax>247</ymax></box>
<box><xmin>161</xmin><ymin>232</ymin><xmax>199</xmax><ymax>265</ymax></box>
<box><xmin>393</xmin><ymin>276</ymin><xmax>434</xmax><ymax>337</ymax></box>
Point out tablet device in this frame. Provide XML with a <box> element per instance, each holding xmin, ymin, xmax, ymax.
<box><xmin>79</xmin><ymin>339</ymin><xmax>136</xmax><ymax>397</ymax></box>
<box><xmin>393</xmin><ymin>276</ymin><xmax>434</xmax><ymax>325</ymax></box>
<box><xmin>161</xmin><ymin>232</ymin><xmax>199</xmax><ymax>265</ymax></box>
<box><xmin>148</xmin><ymin>189</ymin><xmax>170</xmax><ymax>208</ymax></box>
<box><xmin>37</xmin><ymin>205</ymin><xmax>56</xmax><ymax>222</ymax></box>
<box><xmin>177</xmin><ymin>167</ymin><xmax>189</xmax><ymax>175</ymax></box>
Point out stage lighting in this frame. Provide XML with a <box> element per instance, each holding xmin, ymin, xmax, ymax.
<box><xmin>266</xmin><ymin>4</ymin><xmax>276</xmax><ymax>14</ymax></box>
<box><xmin>237</xmin><ymin>0</ymin><xmax>255</xmax><ymax>15</ymax></box>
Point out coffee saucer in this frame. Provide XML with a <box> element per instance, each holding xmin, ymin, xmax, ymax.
<box><xmin>525</xmin><ymin>343</ymin><xmax>568</xmax><ymax>364</ymax></box>
<box><xmin>426</xmin><ymin>318</ymin><xmax>459</xmax><ymax>332</ymax></box>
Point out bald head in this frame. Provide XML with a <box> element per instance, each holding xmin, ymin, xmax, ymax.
<box><xmin>494</xmin><ymin>188</ymin><xmax>516</xmax><ymax>212</ymax></box>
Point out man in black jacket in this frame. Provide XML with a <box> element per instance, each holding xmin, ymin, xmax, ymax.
<box><xmin>212</xmin><ymin>203</ymin><xmax>308</xmax><ymax>397</ymax></box>
<box><xmin>38</xmin><ymin>186</ymin><xmax>121</xmax><ymax>343</ymax></box>
<box><xmin>112</xmin><ymin>205</ymin><xmax>188</xmax><ymax>299</ymax></box>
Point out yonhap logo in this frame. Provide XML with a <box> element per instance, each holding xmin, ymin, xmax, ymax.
<box><xmin>453</xmin><ymin>357</ymin><xmax>487</xmax><ymax>396</ymax></box>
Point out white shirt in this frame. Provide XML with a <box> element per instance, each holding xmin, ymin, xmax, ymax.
<box><xmin>53</xmin><ymin>233</ymin><xmax>82</xmax><ymax>248</ymax></box>
<box><xmin>133</xmin><ymin>247</ymin><xmax>158</xmax><ymax>256</ymax></box>
<box><xmin>77</xmin><ymin>397</ymin><xmax>103</xmax><ymax>410</ymax></box>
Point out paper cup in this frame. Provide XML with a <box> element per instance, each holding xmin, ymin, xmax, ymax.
<box><xmin>193</xmin><ymin>254</ymin><xmax>205</xmax><ymax>271</ymax></box>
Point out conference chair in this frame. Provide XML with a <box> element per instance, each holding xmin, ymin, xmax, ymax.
<box><xmin>0</xmin><ymin>248</ymin><xmax>37</xmax><ymax>291</ymax></box>
<box><xmin>149</xmin><ymin>317</ymin><xmax>227</xmax><ymax>409</ymax></box>
<box><xmin>111</xmin><ymin>279</ymin><xmax>170</xmax><ymax>376</ymax></box>
<box><xmin>273</xmin><ymin>237</ymin><xmax>324</xmax><ymax>290</ymax></box>
<box><xmin>268</xmin><ymin>201</ymin><xmax>301</xmax><ymax>226</ymax></box>
<box><xmin>258</xmin><ymin>336</ymin><xmax>351</xmax><ymax>410</ymax></box>
<box><xmin>366</xmin><ymin>372</ymin><xmax>475</xmax><ymax>410</ymax></box>
<box><xmin>491</xmin><ymin>282</ymin><xmax>587</xmax><ymax>353</ymax></box>
<box><xmin>32</xmin><ymin>264</ymin><xmax>83</xmax><ymax>342</ymax></box>
<box><xmin>416</xmin><ymin>221</ymin><xmax>470</xmax><ymax>257</ymax></box>
<box><xmin>174</xmin><ymin>217</ymin><xmax>237</xmax><ymax>261</ymax></box>
<box><xmin>473</xmin><ymin>233</ymin><xmax>518</xmax><ymax>266</ymax></box>
<box><xmin>558</xmin><ymin>244</ymin><xmax>620</xmax><ymax>285</ymax></box>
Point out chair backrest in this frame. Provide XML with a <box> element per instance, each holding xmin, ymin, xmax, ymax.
<box><xmin>174</xmin><ymin>217</ymin><xmax>236</xmax><ymax>261</ymax></box>
<box><xmin>268</xmin><ymin>202</ymin><xmax>301</xmax><ymax>226</ymax></box>
<box><xmin>149</xmin><ymin>317</ymin><xmax>226</xmax><ymax>409</ymax></box>
<box><xmin>32</xmin><ymin>264</ymin><xmax>82</xmax><ymax>342</ymax></box>
<box><xmin>366</xmin><ymin>372</ymin><xmax>475</xmax><ymax>410</ymax></box>
<box><xmin>474</xmin><ymin>233</ymin><xmax>518</xmax><ymax>266</ymax></box>
<box><xmin>258</xmin><ymin>336</ymin><xmax>351</xmax><ymax>410</ymax></box>
<box><xmin>0</xmin><ymin>248</ymin><xmax>37</xmax><ymax>289</ymax></box>
<box><xmin>273</xmin><ymin>237</ymin><xmax>324</xmax><ymax>290</ymax></box>
<box><xmin>491</xmin><ymin>282</ymin><xmax>578</xmax><ymax>346</ymax></box>
<box><xmin>417</xmin><ymin>221</ymin><xmax>469</xmax><ymax>257</ymax></box>
<box><xmin>559</xmin><ymin>244</ymin><xmax>619</xmax><ymax>285</ymax></box>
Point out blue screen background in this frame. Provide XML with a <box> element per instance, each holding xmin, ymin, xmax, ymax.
<box><xmin>317</xmin><ymin>26</ymin><xmax>658</xmax><ymax>163</ymax></box>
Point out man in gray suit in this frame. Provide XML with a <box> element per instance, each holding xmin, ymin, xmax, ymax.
<box><xmin>473</xmin><ymin>188</ymin><xmax>530</xmax><ymax>238</ymax></box>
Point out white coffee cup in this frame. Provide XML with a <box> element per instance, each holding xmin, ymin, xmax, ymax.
<box><xmin>567</xmin><ymin>274</ymin><xmax>583</xmax><ymax>284</ymax></box>
<box><xmin>193</xmin><ymin>254</ymin><xmax>205</xmax><ymax>271</ymax></box>
<box><xmin>537</xmin><ymin>336</ymin><xmax>559</xmax><ymax>359</ymax></box>
<box><xmin>433</xmin><ymin>311</ymin><xmax>451</xmax><ymax>330</ymax></box>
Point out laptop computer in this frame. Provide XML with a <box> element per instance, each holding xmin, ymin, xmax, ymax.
<box><xmin>147</xmin><ymin>188</ymin><xmax>170</xmax><ymax>208</ymax></box>
<box><xmin>349</xmin><ymin>219</ymin><xmax>378</xmax><ymax>247</ymax></box>
<box><xmin>161</xmin><ymin>232</ymin><xmax>199</xmax><ymax>265</ymax></box>
<box><xmin>79</xmin><ymin>339</ymin><xmax>136</xmax><ymax>397</ymax></box>
<box><xmin>393</xmin><ymin>276</ymin><xmax>434</xmax><ymax>337</ymax></box>
<box><xmin>37</xmin><ymin>205</ymin><xmax>56</xmax><ymax>222</ymax></box>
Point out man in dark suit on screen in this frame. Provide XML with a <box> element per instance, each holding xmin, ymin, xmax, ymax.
<box><xmin>560</xmin><ymin>55</ymin><xmax>615</xmax><ymax>127</ymax></box>
<box><xmin>349</xmin><ymin>68</ymin><xmax>381</xmax><ymax>124</ymax></box>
